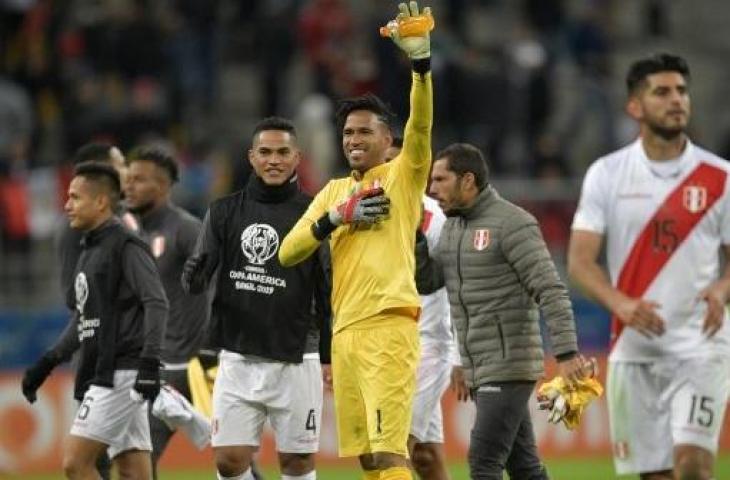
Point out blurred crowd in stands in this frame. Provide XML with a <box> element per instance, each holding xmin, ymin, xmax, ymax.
<box><xmin>2</xmin><ymin>0</ymin><xmax>730</xmax><ymax>301</ymax></box>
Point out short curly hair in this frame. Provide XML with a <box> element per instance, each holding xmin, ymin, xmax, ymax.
<box><xmin>127</xmin><ymin>146</ymin><xmax>180</xmax><ymax>183</ymax></box>
<box><xmin>626</xmin><ymin>53</ymin><xmax>690</xmax><ymax>95</ymax></box>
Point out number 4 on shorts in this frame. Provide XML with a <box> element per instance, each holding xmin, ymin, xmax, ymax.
<box><xmin>305</xmin><ymin>409</ymin><xmax>317</xmax><ymax>433</ymax></box>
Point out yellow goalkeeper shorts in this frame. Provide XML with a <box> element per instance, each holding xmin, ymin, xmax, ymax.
<box><xmin>332</xmin><ymin>313</ymin><xmax>420</xmax><ymax>457</ymax></box>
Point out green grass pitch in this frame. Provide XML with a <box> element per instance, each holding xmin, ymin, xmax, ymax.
<box><xmin>15</xmin><ymin>455</ymin><xmax>730</xmax><ymax>479</ymax></box>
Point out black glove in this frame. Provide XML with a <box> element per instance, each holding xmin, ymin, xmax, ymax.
<box><xmin>181</xmin><ymin>253</ymin><xmax>208</xmax><ymax>294</ymax></box>
<box><xmin>197</xmin><ymin>348</ymin><xmax>219</xmax><ymax>371</ymax></box>
<box><xmin>22</xmin><ymin>351</ymin><xmax>61</xmax><ymax>404</ymax></box>
<box><xmin>134</xmin><ymin>357</ymin><xmax>161</xmax><ymax>401</ymax></box>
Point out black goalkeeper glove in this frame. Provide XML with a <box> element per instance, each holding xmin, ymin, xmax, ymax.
<box><xmin>22</xmin><ymin>351</ymin><xmax>62</xmax><ymax>404</ymax></box>
<box><xmin>134</xmin><ymin>357</ymin><xmax>161</xmax><ymax>401</ymax></box>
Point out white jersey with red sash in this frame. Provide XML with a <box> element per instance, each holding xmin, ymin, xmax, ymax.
<box><xmin>420</xmin><ymin>195</ymin><xmax>459</xmax><ymax>360</ymax></box>
<box><xmin>572</xmin><ymin>139</ymin><xmax>730</xmax><ymax>362</ymax></box>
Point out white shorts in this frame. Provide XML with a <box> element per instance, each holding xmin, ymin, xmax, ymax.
<box><xmin>69</xmin><ymin>369</ymin><xmax>152</xmax><ymax>459</ymax></box>
<box><xmin>211</xmin><ymin>351</ymin><xmax>322</xmax><ymax>453</ymax></box>
<box><xmin>410</xmin><ymin>344</ymin><xmax>452</xmax><ymax>443</ymax></box>
<box><xmin>607</xmin><ymin>357</ymin><xmax>730</xmax><ymax>475</ymax></box>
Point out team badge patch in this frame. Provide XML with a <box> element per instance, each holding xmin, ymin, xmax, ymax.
<box><xmin>122</xmin><ymin>212</ymin><xmax>139</xmax><ymax>231</ymax></box>
<box><xmin>683</xmin><ymin>185</ymin><xmax>707</xmax><ymax>213</ymax></box>
<box><xmin>613</xmin><ymin>441</ymin><xmax>629</xmax><ymax>460</ymax></box>
<box><xmin>473</xmin><ymin>229</ymin><xmax>490</xmax><ymax>251</ymax></box>
<box><xmin>152</xmin><ymin>235</ymin><xmax>166</xmax><ymax>258</ymax></box>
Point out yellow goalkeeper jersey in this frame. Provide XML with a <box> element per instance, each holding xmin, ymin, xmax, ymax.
<box><xmin>279</xmin><ymin>71</ymin><xmax>432</xmax><ymax>333</ymax></box>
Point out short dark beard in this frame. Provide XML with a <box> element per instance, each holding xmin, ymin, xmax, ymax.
<box><xmin>127</xmin><ymin>201</ymin><xmax>155</xmax><ymax>216</ymax></box>
<box><xmin>648</xmin><ymin>123</ymin><xmax>684</xmax><ymax>141</ymax></box>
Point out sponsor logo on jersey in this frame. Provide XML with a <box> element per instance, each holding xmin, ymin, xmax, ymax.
<box><xmin>473</xmin><ymin>229</ymin><xmax>490</xmax><ymax>251</ymax></box>
<box><xmin>683</xmin><ymin>185</ymin><xmax>707</xmax><ymax>213</ymax></box>
<box><xmin>477</xmin><ymin>385</ymin><xmax>502</xmax><ymax>393</ymax></box>
<box><xmin>240</xmin><ymin>223</ymin><xmax>279</xmax><ymax>265</ymax></box>
<box><xmin>617</xmin><ymin>192</ymin><xmax>653</xmax><ymax>200</ymax></box>
<box><xmin>75</xmin><ymin>272</ymin><xmax>99</xmax><ymax>341</ymax></box>
<box><xmin>152</xmin><ymin>235</ymin><xmax>165</xmax><ymax>258</ymax></box>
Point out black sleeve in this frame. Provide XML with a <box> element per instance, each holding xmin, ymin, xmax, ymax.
<box><xmin>314</xmin><ymin>242</ymin><xmax>332</xmax><ymax>364</ymax></box>
<box><xmin>182</xmin><ymin>210</ymin><xmax>221</xmax><ymax>294</ymax></box>
<box><xmin>415</xmin><ymin>229</ymin><xmax>445</xmax><ymax>294</ymax></box>
<box><xmin>177</xmin><ymin>214</ymin><xmax>203</xmax><ymax>260</ymax></box>
<box><xmin>56</xmin><ymin>222</ymin><xmax>82</xmax><ymax>295</ymax></box>
<box><xmin>47</xmin><ymin>313</ymin><xmax>81</xmax><ymax>362</ymax></box>
<box><xmin>122</xmin><ymin>242</ymin><xmax>169</xmax><ymax>360</ymax></box>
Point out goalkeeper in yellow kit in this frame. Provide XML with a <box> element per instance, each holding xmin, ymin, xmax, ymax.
<box><xmin>279</xmin><ymin>3</ymin><xmax>433</xmax><ymax>479</ymax></box>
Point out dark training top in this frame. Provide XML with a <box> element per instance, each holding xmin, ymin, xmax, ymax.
<box><xmin>129</xmin><ymin>203</ymin><xmax>209</xmax><ymax>364</ymax></box>
<box><xmin>51</xmin><ymin>218</ymin><xmax>168</xmax><ymax>399</ymax></box>
<box><xmin>183</xmin><ymin>174</ymin><xmax>331</xmax><ymax>363</ymax></box>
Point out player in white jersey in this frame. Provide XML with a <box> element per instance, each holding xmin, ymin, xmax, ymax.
<box><xmin>386</xmin><ymin>141</ymin><xmax>460</xmax><ymax>480</ymax></box>
<box><xmin>568</xmin><ymin>53</ymin><xmax>730</xmax><ymax>480</ymax></box>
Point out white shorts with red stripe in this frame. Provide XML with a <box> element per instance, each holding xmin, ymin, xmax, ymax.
<box><xmin>607</xmin><ymin>356</ymin><xmax>730</xmax><ymax>475</ymax></box>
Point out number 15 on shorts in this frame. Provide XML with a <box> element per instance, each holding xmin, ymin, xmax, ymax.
<box><xmin>687</xmin><ymin>395</ymin><xmax>714</xmax><ymax>428</ymax></box>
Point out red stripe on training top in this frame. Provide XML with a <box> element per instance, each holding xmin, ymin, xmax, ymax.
<box><xmin>420</xmin><ymin>209</ymin><xmax>433</xmax><ymax>233</ymax></box>
<box><xmin>610</xmin><ymin>162</ymin><xmax>727</xmax><ymax>349</ymax></box>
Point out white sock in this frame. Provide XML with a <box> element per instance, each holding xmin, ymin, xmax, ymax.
<box><xmin>282</xmin><ymin>471</ymin><xmax>316</xmax><ymax>480</ymax></box>
<box><xmin>217</xmin><ymin>467</ymin><xmax>255</xmax><ymax>480</ymax></box>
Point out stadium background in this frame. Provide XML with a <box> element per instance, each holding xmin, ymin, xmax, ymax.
<box><xmin>2</xmin><ymin>0</ymin><xmax>730</xmax><ymax>478</ymax></box>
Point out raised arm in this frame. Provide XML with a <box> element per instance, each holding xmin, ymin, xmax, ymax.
<box><xmin>386</xmin><ymin>3</ymin><xmax>433</xmax><ymax>190</ymax></box>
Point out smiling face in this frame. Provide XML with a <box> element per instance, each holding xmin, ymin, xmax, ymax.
<box><xmin>342</xmin><ymin>110</ymin><xmax>392</xmax><ymax>174</ymax></box>
<box><xmin>627</xmin><ymin>71</ymin><xmax>691</xmax><ymax>140</ymax></box>
<box><xmin>249</xmin><ymin>129</ymin><xmax>301</xmax><ymax>186</ymax></box>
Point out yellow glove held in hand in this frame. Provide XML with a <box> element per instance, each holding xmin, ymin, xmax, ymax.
<box><xmin>537</xmin><ymin>376</ymin><xmax>604</xmax><ymax>430</ymax></box>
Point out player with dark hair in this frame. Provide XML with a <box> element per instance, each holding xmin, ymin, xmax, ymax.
<box><xmin>182</xmin><ymin>116</ymin><xmax>331</xmax><ymax>480</ymax></box>
<box><xmin>22</xmin><ymin>162</ymin><xmax>168</xmax><ymax>479</ymax></box>
<box><xmin>124</xmin><ymin>146</ymin><xmax>210</xmax><ymax>478</ymax></box>
<box><xmin>279</xmin><ymin>3</ymin><xmax>433</xmax><ymax>479</ymax></box>
<box><xmin>417</xmin><ymin>142</ymin><xmax>587</xmax><ymax>480</ymax></box>
<box><xmin>569</xmin><ymin>53</ymin><xmax>730</xmax><ymax>479</ymax></box>
<box><xmin>58</xmin><ymin>143</ymin><xmax>129</xmax><ymax>294</ymax></box>
<box><xmin>49</xmin><ymin>142</ymin><xmax>131</xmax><ymax>480</ymax></box>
